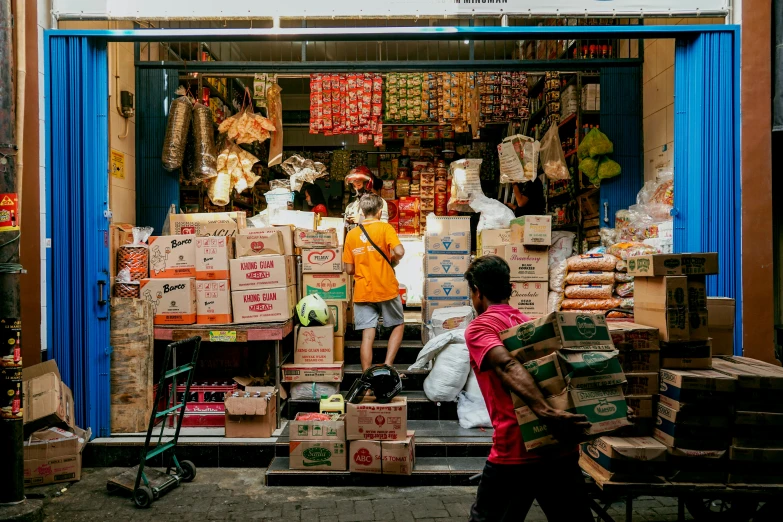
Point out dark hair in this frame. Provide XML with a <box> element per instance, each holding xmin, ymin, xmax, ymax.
<box><xmin>372</xmin><ymin>175</ymin><xmax>383</xmax><ymax>192</ymax></box>
<box><xmin>302</xmin><ymin>183</ymin><xmax>327</xmax><ymax>208</ymax></box>
<box><xmin>358</xmin><ymin>193</ymin><xmax>384</xmax><ymax>218</ymax></box>
<box><xmin>464</xmin><ymin>255</ymin><xmax>513</xmax><ymax>303</ymax></box>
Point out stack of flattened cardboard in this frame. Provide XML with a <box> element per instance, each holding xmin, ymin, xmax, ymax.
<box><xmin>712</xmin><ymin>356</ymin><xmax>783</xmax><ymax>484</ymax></box>
<box><xmin>289</xmin><ymin>413</ymin><xmax>347</xmax><ymax>471</ymax></box>
<box><xmin>499</xmin><ymin>312</ymin><xmax>630</xmax><ymax>452</ymax></box>
<box><xmin>345</xmin><ymin>397</ymin><xmax>415</xmax><ymax>475</ymax></box>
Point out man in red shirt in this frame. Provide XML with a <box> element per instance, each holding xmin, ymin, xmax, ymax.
<box><xmin>464</xmin><ymin>255</ymin><xmax>593</xmax><ymax>522</ymax></box>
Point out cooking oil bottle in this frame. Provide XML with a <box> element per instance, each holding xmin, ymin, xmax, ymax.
<box><xmin>319</xmin><ymin>394</ymin><xmax>345</xmax><ymax>415</ymax></box>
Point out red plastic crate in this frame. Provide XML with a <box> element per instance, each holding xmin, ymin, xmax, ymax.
<box><xmin>153</xmin><ymin>383</ymin><xmax>235</xmax><ymax>428</ymax></box>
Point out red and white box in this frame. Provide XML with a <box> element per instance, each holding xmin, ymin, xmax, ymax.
<box><xmin>346</xmin><ymin>397</ymin><xmax>408</xmax><ymax>441</ymax></box>
<box><xmin>231</xmin><ymin>285</ymin><xmax>296</xmax><ymax>324</ymax></box>
<box><xmin>302</xmin><ymin>248</ymin><xmax>344</xmax><ymax>273</ymax></box>
<box><xmin>196</xmin><ymin>280</ymin><xmax>232</xmax><ymax>325</ymax></box>
<box><xmin>229</xmin><ymin>255</ymin><xmax>295</xmax><ymax>290</ymax></box>
<box><xmin>195</xmin><ymin>236</ymin><xmax>234</xmax><ymax>280</ymax></box>
<box><xmin>349</xmin><ymin>431</ymin><xmax>415</xmax><ymax>475</ymax></box>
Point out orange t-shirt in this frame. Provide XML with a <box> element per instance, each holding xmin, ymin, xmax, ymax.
<box><xmin>343</xmin><ymin>220</ymin><xmax>401</xmax><ymax>303</ymax></box>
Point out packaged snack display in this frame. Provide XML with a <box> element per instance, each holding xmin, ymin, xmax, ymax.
<box><xmin>566</xmin><ymin>254</ymin><xmax>619</xmax><ymax>272</ymax></box>
<box><xmin>564</xmin><ymin>284</ymin><xmax>614</xmax><ymax>299</ymax></box>
<box><xmin>565</xmin><ymin>271</ymin><xmax>616</xmax><ymax>285</ymax></box>
<box><xmin>561</xmin><ymin>298</ymin><xmax>623</xmax><ymax>311</ymax></box>
<box><xmin>309</xmin><ymin>73</ymin><xmax>383</xmax><ymax>146</ymax></box>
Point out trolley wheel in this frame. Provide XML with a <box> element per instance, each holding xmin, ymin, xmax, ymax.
<box><xmin>684</xmin><ymin>497</ymin><xmax>758</xmax><ymax>522</ymax></box>
<box><xmin>179</xmin><ymin>460</ymin><xmax>197</xmax><ymax>482</ymax></box>
<box><xmin>133</xmin><ymin>486</ymin><xmax>154</xmax><ymax>509</ymax></box>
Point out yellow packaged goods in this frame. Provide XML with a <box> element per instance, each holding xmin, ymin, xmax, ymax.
<box><xmin>346</xmin><ymin>397</ymin><xmax>408</xmax><ymax>441</ymax></box>
<box><xmin>295</xmin><ymin>324</ymin><xmax>335</xmax><ymax>364</ymax></box>
<box><xmin>235</xmin><ymin>230</ymin><xmax>284</xmax><ymax>257</ymax></box>
<box><xmin>229</xmin><ymin>255</ymin><xmax>295</xmax><ymax>290</ymax></box>
<box><xmin>231</xmin><ymin>285</ymin><xmax>296</xmax><ymax>323</ymax></box>
<box><xmin>195</xmin><ymin>236</ymin><xmax>233</xmax><ymax>280</ymax></box>
<box><xmin>294</xmin><ymin>228</ymin><xmax>339</xmax><ymax>249</ymax></box>
<box><xmin>504</xmin><ymin>245</ymin><xmax>548</xmax><ymax>281</ymax></box>
<box><xmin>510</xmin><ymin>282</ymin><xmax>548</xmax><ymax>318</ymax></box>
<box><xmin>326</xmin><ymin>300</ymin><xmax>348</xmax><ymax>337</ymax></box>
<box><xmin>681</xmin><ymin>253</ymin><xmax>719</xmax><ymax>275</ymax></box>
<box><xmin>148</xmin><ymin>235</ymin><xmax>197</xmax><ymax>278</ymax></box>
<box><xmin>289</xmin><ymin>440</ymin><xmax>347</xmax><ymax>471</ymax></box>
<box><xmin>477</xmin><ymin>229</ymin><xmax>511</xmax><ymax>253</ymax></box>
<box><xmin>509</xmin><ymin>215</ymin><xmax>552</xmax><ymax>246</ymax></box>
<box><xmin>560</xmin><ymin>298</ymin><xmax>622</xmax><ymax>310</ymax></box>
<box><xmin>634</xmin><ymin>276</ymin><xmax>689</xmax><ymax>342</ymax></box>
<box><xmin>626</xmin><ymin>254</ymin><xmax>683</xmax><ymax>277</ymax></box>
<box><xmin>196</xmin><ymin>280</ymin><xmax>232</xmax><ymax>325</ymax></box>
<box><xmin>23</xmin><ymin>426</ymin><xmax>90</xmax><ymax>486</ymax></box>
<box><xmin>169</xmin><ymin>212</ymin><xmax>247</xmax><ymax>235</ymax></box>
<box><xmin>139</xmin><ymin>278</ymin><xmax>197</xmax><ymax>325</ymax></box>
<box><xmin>564</xmin><ymin>284</ymin><xmax>614</xmax><ymax>299</ymax></box>
<box><xmin>281</xmin><ymin>362</ymin><xmax>344</xmax><ymax>383</ymax></box>
<box><xmin>349</xmin><ymin>432</ymin><xmax>416</xmax><ymax>475</ymax></box>
<box><xmin>566</xmin><ymin>254</ymin><xmax>619</xmax><ymax>272</ymax></box>
<box><xmin>565</xmin><ymin>271</ymin><xmax>616</xmax><ymax>285</ymax></box>
<box><xmin>303</xmin><ymin>273</ymin><xmax>352</xmax><ymax>301</ymax></box>
<box><xmin>224</xmin><ymin>387</ymin><xmax>277</xmax><ymax>438</ymax></box>
<box><xmin>302</xmin><ymin>248</ymin><xmax>344</xmax><ymax>273</ymax></box>
<box><xmin>706</xmin><ymin>298</ymin><xmax>734</xmax><ymax>356</ymax></box>
<box><xmin>424</xmin><ymin>254</ymin><xmax>470</xmax><ymax>277</ymax></box>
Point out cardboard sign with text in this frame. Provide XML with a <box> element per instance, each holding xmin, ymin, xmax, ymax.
<box><xmin>349</xmin><ymin>431</ymin><xmax>415</xmax><ymax>475</ymax></box>
<box><xmin>346</xmin><ymin>397</ymin><xmax>408</xmax><ymax>441</ymax></box>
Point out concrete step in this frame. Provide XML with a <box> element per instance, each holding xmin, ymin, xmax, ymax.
<box><xmin>287</xmin><ymin>390</ymin><xmax>458</xmax><ymax>422</ymax></box>
<box><xmin>342</xmin><ymin>340</ymin><xmax>424</xmax><ymax>365</ymax></box>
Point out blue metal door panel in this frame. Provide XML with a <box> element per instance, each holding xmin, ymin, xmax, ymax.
<box><xmin>47</xmin><ymin>35</ymin><xmax>110</xmax><ymax>437</ymax></box>
<box><xmin>673</xmin><ymin>31</ymin><xmax>742</xmax><ymax>353</ymax></box>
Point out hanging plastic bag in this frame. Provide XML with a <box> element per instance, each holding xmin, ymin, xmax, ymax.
<box><xmin>471</xmin><ymin>194</ymin><xmax>515</xmax><ymax>233</ymax></box>
<box><xmin>539</xmin><ymin>125</ymin><xmax>569</xmax><ymax>180</ymax></box>
<box><xmin>191</xmin><ymin>102</ymin><xmax>218</xmax><ymax>181</ymax></box>
<box><xmin>448</xmin><ymin>158</ymin><xmax>484</xmax><ymax>212</ymax></box>
<box><xmin>280</xmin><ymin>155</ymin><xmax>328</xmax><ymax>192</ymax></box>
<box><xmin>161</xmin><ymin>94</ymin><xmax>193</xmax><ymax>171</ymax></box>
<box><xmin>267</xmin><ymin>82</ymin><xmax>284</xmax><ymax>167</ymax></box>
<box><xmin>498</xmin><ymin>135</ymin><xmax>538</xmax><ymax>184</ymax></box>
<box><xmin>597</xmin><ymin>156</ymin><xmax>621</xmax><ymax>181</ymax></box>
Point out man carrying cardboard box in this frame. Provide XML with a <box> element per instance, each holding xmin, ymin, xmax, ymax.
<box><xmin>343</xmin><ymin>194</ymin><xmax>406</xmax><ymax>371</ymax></box>
<box><xmin>463</xmin><ymin>256</ymin><xmax>593</xmax><ymax>522</ymax></box>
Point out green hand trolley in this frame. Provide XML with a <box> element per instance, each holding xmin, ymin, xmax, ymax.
<box><xmin>107</xmin><ymin>336</ymin><xmax>202</xmax><ymax>508</ymax></box>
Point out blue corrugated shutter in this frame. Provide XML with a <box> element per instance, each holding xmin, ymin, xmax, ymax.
<box><xmin>48</xmin><ymin>36</ymin><xmax>110</xmax><ymax>436</ymax></box>
<box><xmin>598</xmin><ymin>67</ymin><xmax>644</xmax><ymax>227</ymax></box>
<box><xmin>673</xmin><ymin>32</ymin><xmax>741</xmax><ymax>352</ymax></box>
<box><xmin>136</xmin><ymin>69</ymin><xmax>180</xmax><ymax>233</ymax></box>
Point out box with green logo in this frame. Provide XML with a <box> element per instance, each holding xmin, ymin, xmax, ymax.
<box><xmin>289</xmin><ymin>413</ymin><xmax>346</xmax><ymax>441</ymax></box>
<box><xmin>522</xmin><ymin>353</ymin><xmax>566</xmax><ymax>396</ymax></box>
<box><xmin>514</xmin><ymin>391</ymin><xmax>574</xmax><ymax>451</ymax></box>
<box><xmin>289</xmin><ymin>440</ymin><xmax>347</xmax><ymax>470</ymax></box>
<box><xmin>681</xmin><ymin>253</ymin><xmax>719</xmax><ymax>276</ymax></box>
<box><xmin>626</xmin><ymin>254</ymin><xmax>683</xmax><ymax>277</ymax></box>
<box><xmin>554</xmin><ymin>312</ymin><xmax>614</xmax><ymax>350</ymax></box>
<box><xmin>559</xmin><ymin>350</ymin><xmax>627</xmax><ymax>389</ymax></box>
<box><xmin>569</xmin><ymin>386</ymin><xmax>631</xmax><ymax>435</ymax></box>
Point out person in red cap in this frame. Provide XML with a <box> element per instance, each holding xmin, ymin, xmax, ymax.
<box><xmin>345</xmin><ymin>166</ymin><xmax>387</xmax><ymax>227</ymax></box>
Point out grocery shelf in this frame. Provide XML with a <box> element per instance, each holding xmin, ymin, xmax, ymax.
<box><xmin>154</xmin><ymin>319</ymin><xmax>294</xmax><ymax>342</ymax></box>
<box><xmin>558</xmin><ymin>112</ymin><xmax>577</xmax><ymax>129</ymax></box>
<box><xmin>565</xmin><ymin>149</ymin><xmax>577</xmax><ymax>159</ymax></box>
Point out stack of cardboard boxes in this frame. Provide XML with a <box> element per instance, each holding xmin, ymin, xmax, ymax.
<box><xmin>347</xmin><ymin>398</ymin><xmax>415</xmax><ymax>475</ymax></box>
<box><xmin>422</xmin><ymin>216</ymin><xmax>472</xmax><ymax>328</ymax></box>
<box><xmin>289</xmin><ymin>413</ymin><xmax>348</xmax><ymax>470</ymax></box>
<box><xmin>476</xmin><ymin>215</ymin><xmax>551</xmax><ymax>318</ymax></box>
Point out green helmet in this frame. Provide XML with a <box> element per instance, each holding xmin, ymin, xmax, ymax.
<box><xmin>297</xmin><ymin>294</ymin><xmax>330</xmax><ymax>326</ymax></box>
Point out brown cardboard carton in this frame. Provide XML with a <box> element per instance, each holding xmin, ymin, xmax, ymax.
<box><xmin>608</xmin><ymin>322</ymin><xmax>660</xmax><ymax>352</ymax></box>
<box><xmin>349</xmin><ymin>431</ymin><xmax>416</xmax><ymax>475</ymax></box>
<box><xmin>660</xmin><ymin>340</ymin><xmax>712</xmax><ymax>370</ymax></box>
<box><xmin>425</xmin><ymin>216</ymin><xmax>471</xmax><ymax>254</ymax></box>
<box><xmin>521</xmin><ymin>353</ymin><xmax>566</xmax><ymax>397</ymax></box>
<box><xmin>294</xmin><ymin>228</ymin><xmax>339</xmax><ymax>249</ymax></box>
<box><xmin>624</xmin><ymin>373</ymin><xmax>659</xmax><ymax>396</ymax></box>
<box><xmin>23</xmin><ymin>426</ymin><xmax>90</xmax><ymax>486</ymax></box>
<box><xmin>193</xmin><ymin>221</ymin><xmax>240</xmax><ymax>237</ymax></box>
<box><xmin>510</xmin><ymin>281</ymin><xmax>548</xmax><ymax>318</ymax></box>
<box><xmin>281</xmin><ymin>362</ymin><xmax>344</xmax><ymax>383</ymax></box>
<box><xmin>302</xmin><ymin>248</ymin><xmax>344</xmax><ymax>273</ymax></box>
<box><xmin>580</xmin><ymin>436</ymin><xmax>667</xmax><ymax>482</ymax></box>
<box><xmin>617</xmin><ymin>351</ymin><xmax>661</xmax><ymax>373</ymax></box>
<box><xmin>626</xmin><ymin>254</ymin><xmax>683</xmax><ymax>277</ymax></box>
<box><xmin>558</xmin><ymin>350</ymin><xmax>626</xmax><ymax>390</ymax></box>
<box><xmin>224</xmin><ymin>387</ymin><xmax>277</xmax><ymax>438</ymax></box>
<box><xmin>514</xmin><ymin>391</ymin><xmax>575</xmax><ymax>451</ymax></box>
<box><xmin>289</xmin><ymin>440</ymin><xmax>347</xmax><ymax>470</ymax></box>
<box><xmin>230</xmin><ymin>255</ymin><xmax>295</xmax><ymax>291</ymax></box>
<box><xmin>334</xmin><ymin>337</ymin><xmax>345</xmax><ymax>362</ymax></box>
<box><xmin>503</xmin><ymin>245</ymin><xmax>548</xmax><ymax>282</ymax></box>
<box><xmin>148</xmin><ymin>235</ymin><xmax>197</xmax><ymax>278</ymax></box>
<box><xmin>139</xmin><ymin>278</ymin><xmax>197</xmax><ymax>325</ymax></box>
<box><xmin>231</xmin><ymin>285</ymin><xmax>296</xmax><ymax>324</ymax></box>
<box><xmin>303</xmin><ymin>273</ymin><xmax>352</xmax><ymax>301</ymax></box>
<box><xmin>346</xmin><ymin>397</ymin><xmax>408</xmax><ymax>441</ymax></box>
<box><xmin>23</xmin><ymin>360</ymin><xmax>75</xmax><ymax>436</ymax></box>
<box><xmin>688</xmin><ymin>309</ymin><xmax>709</xmax><ymax>341</ymax></box>
<box><xmin>509</xmin><ymin>215</ymin><xmax>552</xmax><ymax>246</ymax></box>
<box><xmin>681</xmin><ymin>253</ymin><xmax>719</xmax><ymax>276</ymax></box>
<box><xmin>318</xmin><ymin>217</ymin><xmax>346</xmax><ymax>246</ymax></box>
<box><xmin>196</xmin><ymin>280</ymin><xmax>232</xmax><ymax>325</ymax></box>
<box><xmin>295</xmin><ymin>324</ymin><xmax>335</xmax><ymax>364</ymax></box>
<box><xmin>326</xmin><ymin>300</ymin><xmax>348</xmax><ymax>337</ymax></box>
<box><xmin>626</xmin><ymin>395</ymin><xmax>655</xmax><ymax>418</ymax></box>
<box><xmin>195</xmin><ymin>236</ymin><xmax>233</xmax><ymax>280</ymax></box>
<box><xmin>687</xmin><ymin>276</ymin><xmax>708</xmax><ymax>310</ymax></box>
<box><xmin>289</xmin><ymin>413</ymin><xmax>346</xmax><ymax>441</ymax></box>
<box><xmin>235</xmin><ymin>230</ymin><xmax>285</xmax><ymax>257</ymax></box>
<box><xmin>659</xmin><ymin>368</ymin><xmax>736</xmax><ymax>407</ymax></box>
<box><xmin>477</xmin><ymin>229</ymin><xmax>511</xmax><ymax>253</ymax></box>
<box><xmin>169</xmin><ymin>212</ymin><xmax>246</xmax><ymax>235</ymax></box>
<box><xmin>634</xmin><ymin>277</ymin><xmax>689</xmax><ymax>342</ymax></box>
<box><xmin>707</xmin><ymin>298</ymin><xmax>735</xmax><ymax>356</ymax></box>
<box><xmin>273</xmin><ymin>225</ymin><xmax>295</xmax><ymax>256</ymax></box>
<box><xmin>424</xmin><ymin>254</ymin><xmax>470</xmax><ymax>278</ymax></box>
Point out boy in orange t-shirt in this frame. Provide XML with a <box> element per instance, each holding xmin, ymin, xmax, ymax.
<box><xmin>343</xmin><ymin>194</ymin><xmax>406</xmax><ymax>370</ymax></box>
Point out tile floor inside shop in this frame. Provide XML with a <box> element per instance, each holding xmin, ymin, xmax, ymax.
<box><xmin>32</xmin><ymin>468</ymin><xmax>694</xmax><ymax>522</ymax></box>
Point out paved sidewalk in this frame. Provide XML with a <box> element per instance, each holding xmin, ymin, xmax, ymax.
<box><xmin>32</xmin><ymin>468</ymin><xmax>694</xmax><ymax>522</ymax></box>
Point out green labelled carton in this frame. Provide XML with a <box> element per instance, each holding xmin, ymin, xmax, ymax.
<box><xmin>499</xmin><ymin>314</ymin><xmax>561</xmax><ymax>362</ymax></box>
<box><xmin>289</xmin><ymin>440</ymin><xmax>347</xmax><ymax>471</ymax></box>
<box><xmin>580</xmin><ymin>436</ymin><xmax>667</xmax><ymax>481</ymax></box>
<box><xmin>570</xmin><ymin>386</ymin><xmax>631</xmax><ymax>435</ymax></box>
<box><xmin>559</xmin><ymin>350</ymin><xmax>626</xmax><ymax>389</ymax></box>
<box><xmin>555</xmin><ymin>312</ymin><xmax>614</xmax><ymax>350</ymax></box>
<box><xmin>522</xmin><ymin>353</ymin><xmax>566</xmax><ymax>397</ymax></box>
<box><xmin>626</xmin><ymin>254</ymin><xmax>683</xmax><ymax>277</ymax></box>
<box><xmin>514</xmin><ymin>391</ymin><xmax>574</xmax><ymax>452</ymax></box>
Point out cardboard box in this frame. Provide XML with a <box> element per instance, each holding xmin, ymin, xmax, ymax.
<box><xmin>559</xmin><ymin>350</ymin><xmax>626</xmax><ymax>389</ymax></box>
<box><xmin>334</xmin><ymin>336</ymin><xmax>345</xmax><ymax>362</ymax></box>
<box><xmin>272</xmin><ymin>225</ymin><xmax>295</xmax><ymax>256</ymax></box>
<box><xmin>687</xmin><ymin>276</ymin><xmax>708</xmax><ymax>310</ymax></box>
<box><xmin>712</xmin><ymin>357</ymin><xmax>783</xmax><ymax>404</ymax></box>
<box><xmin>268</xmin><ymin>209</ymin><xmax>316</xmax><ymax>229</ymax></box>
<box><xmin>140</xmin><ymin>278</ymin><xmax>197</xmax><ymax>325</ymax></box>
<box><xmin>349</xmin><ymin>432</ymin><xmax>416</xmax><ymax>475</ymax></box>
<box><xmin>23</xmin><ymin>426</ymin><xmax>90</xmax><ymax>486</ymax></box>
<box><xmin>195</xmin><ymin>236</ymin><xmax>233</xmax><ymax>280</ymax></box>
<box><xmin>196</xmin><ymin>280</ymin><xmax>232</xmax><ymax>325</ymax></box>
<box><xmin>503</xmin><ymin>245</ymin><xmax>548</xmax><ymax>282</ymax></box>
<box><xmin>302</xmin><ymin>248</ymin><xmax>344</xmax><ymax>273</ymax></box>
<box><xmin>424</xmin><ymin>277</ymin><xmax>470</xmax><ymax>302</ymax></box>
<box><xmin>231</xmin><ymin>285</ymin><xmax>296</xmax><ymax>324</ymax></box>
<box><xmin>289</xmin><ymin>440</ymin><xmax>347</xmax><ymax>471</ymax></box>
<box><xmin>224</xmin><ymin>387</ymin><xmax>277</xmax><ymax>438</ymax></box>
<box><xmin>295</xmin><ymin>324</ymin><xmax>335</xmax><ymax>364</ymax></box>
<box><xmin>707</xmin><ymin>298</ymin><xmax>735</xmax><ymax>356</ymax></box>
<box><xmin>626</xmin><ymin>395</ymin><xmax>655</xmax><ymax>418</ymax></box>
<box><xmin>659</xmin><ymin>368</ymin><xmax>736</xmax><ymax>406</ymax></box>
<box><xmin>555</xmin><ymin>312</ymin><xmax>614</xmax><ymax>349</ymax></box>
<box><xmin>657</xmin><ymin>402</ymin><xmax>731</xmax><ymax>428</ymax></box>
<box><xmin>608</xmin><ymin>322</ymin><xmax>660</xmax><ymax>352</ymax></box>
<box><xmin>294</xmin><ymin>228</ymin><xmax>339</xmax><ymax>249</ymax></box>
<box><xmin>634</xmin><ymin>277</ymin><xmax>689</xmax><ymax>342</ymax></box>
<box><xmin>660</xmin><ymin>340</ymin><xmax>712</xmax><ymax>369</ymax></box>
<box><xmin>514</xmin><ymin>391</ymin><xmax>574</xmax><ymax>451</ymax></box>
<box><xmin>303</xmin><ymin>273</ymin><xmax>352</xmax><ymax>301</ymax></box>
<box><xmin>424</xmin><ymin>254</ymin><xmax>470</xmax><ymax>278</ymax></box>
<box><xmin>510</xmin><ymin>281</ymin><xmax>548</xmax><ymax>318</ymax></box>
<box><xmin>193</xmin><ymin>221</ymin><xmax>240</xmax><ymax>237</ymax></box>
<box><xmin>570</xmin><ymin>386</ymin><xmax>631</xmax><ymax>435</ymax></box>
<box><xmin>688</xmin><ymin>309</ymin><xmax>710</xmax><ymax>341</ymax></box>
<box><xmin>346</xmin><ymin>397</ymin><xmax>408</xmax><ymax>441</ymax></box>
<box><xmin>230</xmin><ymin>255</ymin><xmax>295</xmax><ymax>290</ymax></box>
<box><xmin>509</xmin><ymin>215</ymin><xmax>552</xmax><ymax>246</ymax></box>
<box><xmin>522</xmin><ymin>352</ymin><xmax>566</xmax><ymax>396</ymax></box>
<box><xmin>148</xmin><ymin>235</ymin><xmax>197</xmax><ymax>278</ymax></box>
<box><xmin>23</xmin><ymin>360</ymin><xmax>75</xmax><ymax>436</ymax></box>
<box><xmin>580</xmin><ymin>436</ymin><xmax>667</xmax><ymax>481</ymax></box>
<box><xmin>169</xmin><ymin>212</ymin><xmax>246</xmax><ymax>235</ymax></box>
<box><xmin>289</xmin><ymin>413</ymin><xmax>346</xmax><ymax>441</ymax></box>
<box><xmin>624</xmin><ymin>373</ymin><xmax>659</xmax><ymax>396</ymax></box>
<box><xmin>422</xmin><ymin>299</ymin><xmax>472</xmax><ymax>325</ymax></box>
<box><xmin>235</xmin><ymin>229</ymin><xmax>285</xmax><ymax>257</ymax></box>
<box><xmin>424</xmin><ymin>234</ymin><xmax>470</xmax><ymax>255</ymax></box>
<box><xmin>617</xmin><ymin>351</ymin><xmax>661</xmax><ymax>373</ymax></box>
<box><xmin>318</xmin><ymin>217</ymin><xmax>346</xmax><ymax>246</ymax></box>
<box><xmin>654</xmin><ymin>424</ymin><xmax>730</xmax><ymax>452</ymax></box>
<box><xmin>681</xmin><ymin>253</ymin><xmax>719</xmax><ymax>276</ymax></box>
<box><xmin>281</xmin><ymin>362</ymin><xmax>344</xmax><ymax>383</ymax></box>
<box><xmin>326</xmin><ymin>301</ymin><xmax>348</xmax><ymax>337</ymax></box>
<box><xmin>626</xmin><ymin>254</ymin><xmax>683</xmax><ymax>277</ymax></box>
<box><xmin>477</xmin><ymin>229</ymin><xmax>511</xmax><ymax>253</ymax></box>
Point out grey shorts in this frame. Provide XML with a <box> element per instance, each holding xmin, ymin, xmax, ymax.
<box><xmin>353</xmin><ymin>296</ymin><xmax>405</xmax><ymax>330</ymax></box>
